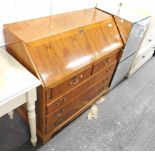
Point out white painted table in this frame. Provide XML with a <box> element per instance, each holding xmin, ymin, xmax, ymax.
<box><xmin>0</xmin><ymin>48</ymin><xmax>41</xmax><ymax>146</ymax></box>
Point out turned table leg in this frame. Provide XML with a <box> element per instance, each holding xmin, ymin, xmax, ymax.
<box><xmin>8</xmin><ymin>111</ymin><xmax>14</xmax><ymax>119</ymax></box>
<box><xmin>26</xmin><ymin>88</ymin><xmax>37</xmax><ymax>147</ymax></box>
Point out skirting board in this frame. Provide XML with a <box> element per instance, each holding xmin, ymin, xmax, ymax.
<box><xmin>127</xmin><ymin>53</ymin><xmax>153</xmax><ymax>78</ymax></box>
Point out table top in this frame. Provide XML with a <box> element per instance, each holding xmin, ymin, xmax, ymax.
<box><xmin>0</xmin><ymin>48</ymin><xmax>41</xmax><ymax>104</ymax></box>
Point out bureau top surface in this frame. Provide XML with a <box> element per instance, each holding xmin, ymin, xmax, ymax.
<box><xmin>0</xmin><ymin>48</ymin><xmax>41</xmax><ymax>104</ymax></box>
<box><xmin>4</xmin><ymin>8</ymin><xmax>112</xmax><ymax>43</ymax></box>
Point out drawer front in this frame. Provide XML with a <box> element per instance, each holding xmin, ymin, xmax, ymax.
<box><xmin>45</xmin><ymin>79</ymin><xmax>109</xmax><ymax>133</ymax></box>
<box><xmin>92</xmin><ymin>50</ymin><xmax>120</xmax><ymax>74</ymax></box>
<box><xmin>46</xmin><ymin>61</ymin><xmax>117</xmax><ymax>114</ymax></box>
<box><xmin>47</xmin><ymin>66</ymin><xmax>92</xmax><ymax>101</ymax></box>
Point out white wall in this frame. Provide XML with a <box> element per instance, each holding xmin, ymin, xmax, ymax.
<box><xmin>1</xmin><ymin>0</ymin><xmax>155</xmax><ymax>46</ymax></box>
<box><xmin>0</xmin><ymin>0</ymin><xmax>97</xmax><ymax>46</ymax></box>
<box><xmin>96</xmin><ymin>0</ymin><xmax>155</xmax><ymax>45</ymax></box>
<box><xmin>97</xmin><ymin>0</ymin><xmax>155</xmax><ymax>14</ymax></box>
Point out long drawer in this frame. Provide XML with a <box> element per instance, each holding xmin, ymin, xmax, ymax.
<box><xmin>46</xmin><ymin>61</ymin><xmax>117</xmax><ymax>115</ymax></box>
<box><xmin>45</xmin><ymin>78</ymin><xmax>109</xmax><ymax>133</ymax></box>
<box><xmin>46</xmin><ymin>66</ymin><xmax>92</xmax><ymax>101</ymax></box>
<box><xmin>92</xmin><ymin>49</ymin><xmax>120</xmax><ymax>74</ymax></box>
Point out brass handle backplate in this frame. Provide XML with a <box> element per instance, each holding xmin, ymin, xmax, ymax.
<box><xmin>56</xmin><ymin>98</ymin><xmax>66</xmax><ymax>105</ymax></box>
<box><xmin>54</xmin><ymin>117</ymin><xmax>64</xmax><ymax>126</ymax></box>
<box><xmin>55</xmin><ymin>109</ymin><xmax>65</xmax><ymax>118</ymax></box>
<box><xmin>103</xmin><ymin>58</ymin><xmax>110</xmax><ymax>65</ymax></box>
<box><xmin>69</xmin><ymin>77</ymin><xmax>80</xmax><ymax>85</ymax></box>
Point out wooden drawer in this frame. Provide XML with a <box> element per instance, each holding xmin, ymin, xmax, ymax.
<box><xmin>46</xmin><ymin>61</ymin><xmax>117</xmax><ymax>115</ymax></box>
<box><xmin>92</xmin><ymin>50</ymin><xmax>120</xmax><ymax>74</ymax></box>
<box><xmin>47</xmin><ymin>75</ymin><xmax>111</xmax><ymax>120</ymax></box>
<box><xmin>45</xmin><ymin>79</ymin><xmax>109</xmax><ymax>133</ymax></box>
<box><xmin>46</xmin><ymin>66</ymin><xmax>92</xmax><ymax>101</ymax></box>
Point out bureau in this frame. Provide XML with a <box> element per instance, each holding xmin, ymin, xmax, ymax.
<box><xmin>3</xmin><ymin>8</ymin><xmax>123</xmax><ymax>143</ymax></box>
<box><xmin>97</xmin><ymin>4</ymin><xmax>151</xmax><ymax>88</ymax></box>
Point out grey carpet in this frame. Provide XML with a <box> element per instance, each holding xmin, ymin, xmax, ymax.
<box><xmin>0</xmin><ymin>57</ymin><xmax>155</xmax><ymax>151</ymax></box>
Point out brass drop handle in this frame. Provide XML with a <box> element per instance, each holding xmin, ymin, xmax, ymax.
<box><xmin>69</xmin><ymin>77</ymin><xmax>80</xmax><ymax>85</ymax></box>
<box><xmin>55</xmin><ymin>109</ymin><xmax>65</xmax><ymax>118</ymax></box>
<box><xmin>102</xmin><ymin>85</ymin><xmax>105</xmax><ymax>90</ymax></box>
<box><xmin>106</xmin><ymin>68</ymin><xmax>111</xmax><ymax>74</ymax></box>
<box><xmin>56</xmin><ymin>98</ymin><xmax>66</xmax><ymax>105</ymax></box>
<box><xmin>54</xmin><ymin>118</ymin><xmax>64</xmax><ymax>126</ymax></box>
<box><xmin>105</xmin><ymin>77</ymin><xmax>109</xmax><ymax>81</ymax></box>
<box><xmin>103</xmin><ymin>77</ymin><xmax>109</xmax><ymax>84</ymax></box>
<box><xmin>106</xmin><ymin>58</ymin><xmax>110</xmax><ymax>63</ymax></box>
<box><xmin>103</xmin><ymin>58</ymin><xmax>110</xmax><ymax>65</ymax></box>
<box><xmin>79</xmin><ymin>29</ymin><xmax>85</xmax><ymax>33</ymax></box>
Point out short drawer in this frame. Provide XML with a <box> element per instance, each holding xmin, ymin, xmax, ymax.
<box><xmin>92</xmin><ymin>49</ymin><xmax>120</xmax><ymax>74</ymax></box>
<box><xmin>46</xmin><ymin>66</ymin><xmax>92</xmax><ymax>101</ymax></box>
<box><xmin>46</xmin><ymin>61</ymin><xmax>117</xmax><ymax>115</ymax></box>
<box><xmin>45</xmin><ymin>79</ymin><xmax>109</xmax><ymax>132</ymax></box>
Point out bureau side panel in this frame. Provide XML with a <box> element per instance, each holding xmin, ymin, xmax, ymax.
<box><xmin>3</xmin><ymin>28</ymin><xmax>39</xmax><ymax>78</ymax></box>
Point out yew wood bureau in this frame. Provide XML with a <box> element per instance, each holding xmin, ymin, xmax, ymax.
<box><xmin>3</xmin><ymin>8</ymin><xmax>123</xmax><ymax>143</ymax></box>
